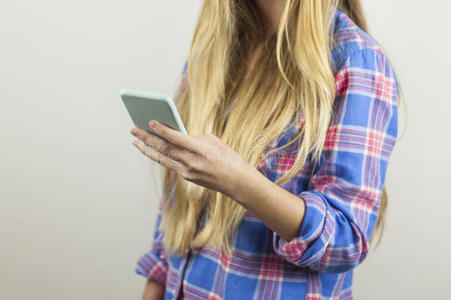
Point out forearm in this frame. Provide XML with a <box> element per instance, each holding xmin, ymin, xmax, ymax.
<box><xmin>228</xmin><ymin>165</ymin><xmax>306</xmax><ymax>241</ymax></box>
<box><xmin>131</xmin><ymin>120</ymin><xmax>305</xmax><ymax>245</ymax></box>
<box><xmin>142</xmin><ymin>279</ymin><xmax>165</xmax><ymax>300</ymax></box>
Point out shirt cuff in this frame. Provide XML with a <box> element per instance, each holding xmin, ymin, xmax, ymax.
<box><xmin>272</xmin><ymin>190</ymin><xmax>333</xmax><ymax>265</ymax></box>
<box><xmin>135</xmin><ymin>251</ymin><xmax>168</xmax><ymax>285</ymax></box>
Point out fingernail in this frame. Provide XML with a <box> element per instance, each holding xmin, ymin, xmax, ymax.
<box><xmin>149</xmin><ymin>120</ymin><xmax>157</xmax><ymax>129</ymax></box>
<box><xmin>131</xmin><ymin>128</ymin><xmax>137</xmax><ymax>136</ymax></box>
<box><xmin>132</xmin><ymin>140</ymin><xmax>139</xmax><ymax>147</ymax></box>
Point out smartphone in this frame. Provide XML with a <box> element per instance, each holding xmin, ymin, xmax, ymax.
<box><xmin>120</xmin><ymin>89</ymin><xmax>187</xmax><ymax>142</ymax></box>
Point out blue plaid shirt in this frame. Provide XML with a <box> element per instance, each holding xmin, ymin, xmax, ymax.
<box><xmin>135</xmin><ymin>8</ymin><xmax>399</xmax><ymax>300</ymax></box>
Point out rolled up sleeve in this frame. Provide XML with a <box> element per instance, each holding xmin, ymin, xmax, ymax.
<box><xmin>273</xmin><ymin>47</ymin><xmax>399</xmax><ymax>273</ymax></box>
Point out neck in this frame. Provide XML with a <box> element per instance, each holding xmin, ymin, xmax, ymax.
<box><xmin>254</xmin><ymin>0</ymin><xmax>285</xmax><ymax>33</ymax></box>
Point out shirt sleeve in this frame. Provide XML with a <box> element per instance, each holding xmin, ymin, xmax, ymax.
<box><xmin>272</xmin><ymin>47</ymin><xmax>399</xmax><ymax>273</ymax></box>
<box><xmin>135</xmin><ymin>195</ymin><xmax>169</xmax><ymax>284</ymax></box>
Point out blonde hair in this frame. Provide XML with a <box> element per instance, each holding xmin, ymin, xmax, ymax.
<box><xmin>160</xmin><ymin>0</ymin><xmax>392</xmax><ymax>257</ymax></box>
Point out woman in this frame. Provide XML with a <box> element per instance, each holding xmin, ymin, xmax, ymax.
<box><xmin>131</xmin><ymin>0</ymin><xmax>399</xmax><ymax>299</ymax></box>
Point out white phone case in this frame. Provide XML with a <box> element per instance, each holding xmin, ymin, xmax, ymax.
<box><xmin>120</xmin><ymin>89</ymin><xmax>188</xmax><ymax>140</ymax></box>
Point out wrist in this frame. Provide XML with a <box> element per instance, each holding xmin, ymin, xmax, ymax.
<box><xmin>226</xmin><ymin>161</ymin><xmax>262</xmax><ymax>206</ymax></box>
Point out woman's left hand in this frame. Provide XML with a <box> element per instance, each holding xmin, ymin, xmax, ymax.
<box><xmin>130</xmin><ymin>120</ymin><xmax>252</xmax><ymax>198</ymax></box>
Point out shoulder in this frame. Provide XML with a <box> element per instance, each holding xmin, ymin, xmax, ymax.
<box><xmin>330</xmin><ymin>8</ymin><xmax>392</xmax><ymax>74</ymax></box>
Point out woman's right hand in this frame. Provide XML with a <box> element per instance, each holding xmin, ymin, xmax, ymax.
<box><xmin>142</xmin><ymin>279</ymin><xmax>165</xmax><ymax>300</ymax></box>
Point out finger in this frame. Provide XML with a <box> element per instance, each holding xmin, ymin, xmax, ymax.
<box><xmin>149</xmin><ymin>120</ymin><xmax>201</xmax><ymax>153</ymax></box>
<box><xmin>131</xmin><ymin>127</ymin><xmax>185</xmax><ymax>161</ymax></box>
<box><xmin>133</xmin><ymin>140</ymin><xmax>185</xmax><ymax>171</ymax></box>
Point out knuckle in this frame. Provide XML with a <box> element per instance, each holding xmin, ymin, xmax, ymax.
<box><xmin>168</xmin><ymin>150</ymin><xmax>180</xmax><ymax>161</ymax></box>
<box><xmin>180</xmin><ymin>169</ymin><xmax>194</xmax><ymax>181</ymax></box>
<box><xmin>185</xmin><ymin>157</ymin><xmax>200</xmax><ymax>172</ymax></box>
<box><xmin>144</xmin><ymin>134</ymin><xmax>153</xmax><ymax>144</ymax></box>
<box><xmin>183</xmin><ymin>153</ymin><xmax>194</xmax><ymax>166</ymax></box>
<box><xmin>186</xmin><ymin>164</ymin><xmax>197</xmax><ymax>173</ymax></box>
<box><xmin>158</xmin><ymin>142</ymin><xmax>169</xmax><ymax>154</ymax></box>
<box><xmin>166</xmin><ymin>150</ymin><xmax>176</xmax><ymax>160</ymax></box>
<box><xmin>153</xmin><ymin>150</ymin><xmax>163</xmax><ymax>162</ymax></box>
<box><xmin>146</xmin><ymin>146</ymin><xmax>156</xmax><ymax>156</ymax></box>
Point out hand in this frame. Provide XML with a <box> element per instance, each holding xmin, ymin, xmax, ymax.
<box><xmin>131</xmin><ymin>120</ymin><xmax>307</xmax><ymax>242</ymax></box>
<box><xmin>142</xmin><ymin>279</ymin><xmax>165</xmax><ymax>300</ymax></box>
<box><xmin>130</xmin><ymin>120</ymin><xmax>252</xmax><ymax>199</ymax></box>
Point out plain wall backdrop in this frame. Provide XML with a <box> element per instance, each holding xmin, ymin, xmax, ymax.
<box><xmin>1</xmin><ymin>0</ymin><xmax>450</xmax><ymax>299</ymax></box>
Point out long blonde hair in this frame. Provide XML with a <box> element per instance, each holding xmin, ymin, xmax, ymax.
<box><xmin>160</xmin><ymin>0</ymin><xmax>390</xmax><ymax>257</ymax></box>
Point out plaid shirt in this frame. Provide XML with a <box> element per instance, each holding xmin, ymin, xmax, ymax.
<box><xmin>136</xmin><ymin>8</ymin><xmax>399</xmax><ymax>300</ymax></box>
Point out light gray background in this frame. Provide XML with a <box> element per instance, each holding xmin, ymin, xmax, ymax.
<box><xmin>1</xmin><ymin>0</ymin><xmax>449</xmax><ymax>299</ymax></box>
